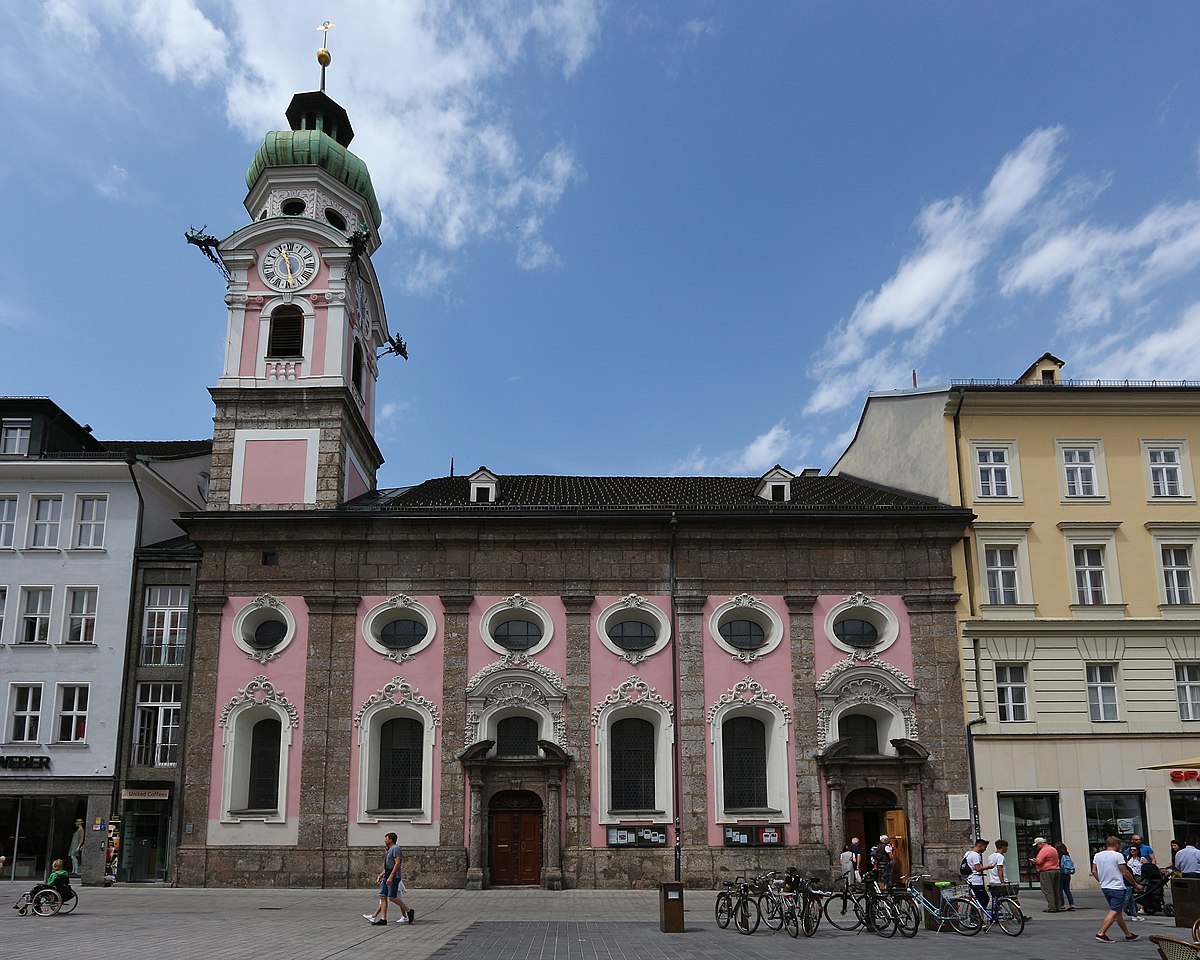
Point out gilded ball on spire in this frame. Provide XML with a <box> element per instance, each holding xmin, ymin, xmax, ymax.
<box><xmin>317</xmin><ymin>47</ymin><xmax>331</xmax><ymax>67</ymax></box>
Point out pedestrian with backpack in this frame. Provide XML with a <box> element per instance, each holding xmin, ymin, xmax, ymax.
<box><xmin>1056</xmin><ymin>842</ymin><xmax>1076</xmax><ymax>910</ymax></box>
<box><xmin>962</xmin><ymin>838</ymin><xmax>990</xmax><ymax>912</ymax></box>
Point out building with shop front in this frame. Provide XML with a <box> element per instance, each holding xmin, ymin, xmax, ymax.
<box><xmin>171</xmin><ymin>82</ymin><xmax>977</xmax><ymax>888</ymax></box>
<box><xmin>0</xmin><ymin>399</ymin><xmax>209</xmax><ymax>883</ymax></box>
<box><xmin>834</xmin><ymin>353</ymin><xmax>1200</xmax><ymax>884</ymax></box>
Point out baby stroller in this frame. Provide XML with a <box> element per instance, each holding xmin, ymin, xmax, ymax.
<box><xmin>1136</xmin><ymin>863</ymin><xmax>1172</xmax><ymax>916</ymax></box>
<box><xmin>12</xmin><ymin>874</ymin><xmax>78</xmax><ymax>917</ymax></box>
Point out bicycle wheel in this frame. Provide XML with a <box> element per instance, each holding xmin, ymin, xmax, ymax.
<box><xmin>734</xmin><ymin>895</ymin><xmax>761</xmax><ymax>935</ymax></box>
<box><xmin>31</xmin><ymin>889</ymin><xmax>61</xmax><ymax>916</ymax></box>
<box><xmin>759</xmin><ymin>894</ymin><xmax>783</xmax><ymax>930</ymax></box>
<box><xmin>995</xmin><ymin>898</ymin><xmax>1025</xmax><ymax>937</ymax></box>
<box><xmin>893</xmin><ymin>896</ymin><xmax>920</xmax><ymax>938</ymax></box>
<box><xmin>948</xmin><ymin>898</ymin><xmax>983</xmax><ymax>936</ymax></box>
<box><xmin>715</xmin><ymin>892</ymin><xmax>733</xmax><ymax>929</ymax></box>
<box><xmin>871</xmin><ymin>898</ymin><xmax>899</xmax><ymax>938</ymax></box>
<box><xmin>823</xmin><ymin>891</ymin><xmax>862</xmax><ymax>930</ymax></box>
<box><xmin>802</xmin><ymin>897</ymin><xmax>822</xmax><ymax>937</ymax></box>
<box><xmin>784</xmin><ymin>902</ymin><xmax>800</xmax><ymax>938</ymax></box>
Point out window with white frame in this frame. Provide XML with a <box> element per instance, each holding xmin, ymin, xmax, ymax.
<box><xmin>593</xmin><ymin>680</ymin><xmax>675</xmax><ymax>824</ymax></box>
<box><xmin>1163</xmin><ymin>546</ymin><xmax>1195</xmax><ymax>605</ymax></box>
<box><xmin>722</xmin><ymin>714</ymin><xmax>768</xmax><ymax>809</ymax></box>
<box><xmin>0</xmin><ymin>587</ymin><xmax>6</xmax><ymax>641</ymax></box>
<box><xmin>74</xmin><ymin>496</ymin><xmax>106</xmax><ymax>548</ymax></box>
<box><xmin>1061</xmin><ymin>523</ymin><xmax>1122</xmax><ymax>610</ymax></box>
<box><xmin>9</xmin><ymin>684</ymin><xmax>41</xmax><ymax>742</ymax></box>
<box><xmin>0</xmin><ymin>496</ymin><xmax>16</xmax><ymax>548</ymax></box>
<box><xmin>28</xmin><ymin>496</ymin><xmax>62</xmax><ymax>548</ymax></box>
<box><xmin>140</xmin><ymin>586</ymin><xmax>189</xmax><ymax>666</ymax></box>
<box><xmin>65</xmin><ymin>588</ymin><xmax>97</xmax><ymax>643</ymax></box>
<box><xmin>374</xmin><ymin>716</ymin><xmax>424</xmax><ymax>810</ymax></box>
<box><xmin>356</xmin><ymin>687</ymin><xmax>438</xmax><ymax>824</ymax></box>
<box><xmin>1073</xmin><ymin>546</ymin><xmax>1107</xmax><ymax>604</ymax></box>
<box><xmin>21</xmin><ymin>587</ymin><xmax>51</xmax><ymax>643</ymax></box>
<box><xmin>976</xmin><ymin>524</ymin><xmax>1035</xmax><ymax>612</ymax></box>
<box><xmin>1086</xmin><ymin>663</ymin><xmax>1119</xmax><ymax>722</ymax></box>
<box><xmin>710</xmin><ymin>688</ymin><xmax>791</xmax><ymax>824</ymax></box>
<box><xmin>0</xmin><ymin>419</ymin><xmax>31</xmax><ymax>455</ymax></box>
<box><xmin>1177</xmin><ymin>665</ymin><xmax>1200</xmax><ymax>722</ymax></box>
<box><xmin>974</xmin><ymin>445</ymin><xmax>1016</xmax><ymax>498</ymax></box>
<box><xmin>985</xmin><ymin>546</ymin><xmax>1019</xmax><ymax>605</ymax></box>
<box><xmin>995</xmin><ymin>664</ymin><xmax>1029</xmax><ymax>722</ymax></box>
<box><xmin>1144</xmin><ymin>442</ymin><xmax>1193</xmax><ymax>500</ymax></box>
<box><xmin>1058</xmin><ymin>441</ymin><xmax>1106</xmax><ymax>499</ymax></box>
<box><xmin>56</xmin><ymin>685</ymin><xmax>88</xmax><ymax>742</ymax></box>
<box><xmin>133</xmin><ymin>682</ymin><xmax>182</xmax><ymax>766</ymax></box>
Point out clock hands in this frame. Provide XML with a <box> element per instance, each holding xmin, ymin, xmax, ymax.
<box><xmin>281</xmin><ymin>248</ymin><xmax>297</xmax><ymax>288</ymax></box>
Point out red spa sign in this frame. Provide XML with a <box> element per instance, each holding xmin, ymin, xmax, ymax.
<box><xmin>1170</xmin><ymin>770</ymin><xmax>1200</xmax><ymax>781</ymax></box>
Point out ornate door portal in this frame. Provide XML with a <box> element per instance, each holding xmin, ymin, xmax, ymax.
<box><xmin>488</xmin><ymin>792</ymin><xmax>542</xmax><ymax>885</ymax></box>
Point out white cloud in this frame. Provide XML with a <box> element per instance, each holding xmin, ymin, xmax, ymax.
<box><xmin>405</xmin><ymin>252</ymin><xmax>454</xmax><ymax>296</ymax></box>
<box><xmin>805</xmin><ymin>126</ymin><xmax>1066</xmax><ymax>414</ymax></box>
<box><xmin>671</xmin><ymin>422</ymin><xmax>804</xmax><ymax>476</ymax></box>
<box><xmin>1086</xmin><ymin>300</ymin><xmax>1200</xmax><ymax>381</ymax></box>
<box><xmin>94</xmin><ymin>163</ymin><xmax>129</xmax><ymax>199</ymax></box>
<box><xmin>130</xmin><ymin>0</ymin><xmax>227</xmax><ymax>85</ymax></box>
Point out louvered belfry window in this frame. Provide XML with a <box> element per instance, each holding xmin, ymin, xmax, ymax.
<box><xmin>378</xmin><ymin>716</ymin><xmax>423</xmax><ymax>809</ymax></box>
<box><xmin>267</xmin><ymin>306</ymin><xmax>304</xmax><ymax>358</ymax></box>
<box><xmin>610</xmin><ymin>717</ymin><xmax>655</xmax><ymax>811</ymax></box>
<box><xmin>247</xmin><ymin>717</ymin><xmax>282</xmax><ymax>809</ymax></box>
<box><xmin>722</xmin><ymin>715</ymin><xmax>767</xmax><ymax>809</ymax></box>
<box><xmin>496</xmin><ymin>715</ymin><xmax>539</xmax><ymax>756</ymax></box>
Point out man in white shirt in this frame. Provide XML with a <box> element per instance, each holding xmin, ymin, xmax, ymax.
<box><xmin>987</xmin><ymin>839</ymin><xmax>1009</xmax><ymax>895</ymax></box>
<box><xmin>1176</xmin><ymin>838</ymin><xmax>1200</xmax><ymax>878</ymax></box>
<box><xmin>1092</xmin><ymin>835</ymin><xmax>1140</xmax><ymax>943</ymax></box>
<box><xmin>965</xmin><ymin>838</ymin><xmax>990</xmax><ymax>912</ymax></box>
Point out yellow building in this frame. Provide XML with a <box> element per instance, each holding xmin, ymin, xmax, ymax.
<box><xmin>834</xmin><ymin>353</ymin><xmax>1200</xmax><ymax>886</ymax></box>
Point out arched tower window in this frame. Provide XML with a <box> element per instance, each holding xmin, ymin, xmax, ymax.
<box><xmin>267</xmin><ymin>306</ymin><xmax>304</xmax><ymax>358</ymax></box>
<box><xmin>352</xmin><ymin>341</ymin><xmax>364</xmax><ymax>394</ymax></box>
<box><xmin>722</xmin><ymin>715</ymin><xmax>767</xmax><ymax>809</ymax></box>
<box><xmin>377</xmin><ymin>716</ymin><xmax>423</xmax><ymax>810</ymax></box>
<box><xmin>247</xmin><ymin>717</ymin><xmax>282</xmax><ymax>810</ymax></box>
<box><xmin>610</xmin><ymin>717</ymin><xmax>655</xmax><ymax>811</ymax></box>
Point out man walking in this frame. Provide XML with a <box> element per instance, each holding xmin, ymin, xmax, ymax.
<box><xmin>1092</xmin><ymin>835</ymin><xmax>1140</xmax><ymax>943</ymax></box>
<box><xmin>873</xmin><ymin>834</ymin><xmax>894</xmax><ymax>889</ymax></box>
<box><xmin>987</xmin><ymin>839</ymin><xmax>1010</xmax><ymax>902</ymax></box>
<box><xmin>1031</xmin><ymin>837</ymin><xmax>1061</xmax><ymax>912</ymax></box>
<box><xmin>363</xmin><ymin>832</ymin><xmax>415</xmax><ymax>927</ymax></box>
<box><xmin>964</xmin><ymin>838</ymin><xmax>990</xmax><ymax>912</ymax></box>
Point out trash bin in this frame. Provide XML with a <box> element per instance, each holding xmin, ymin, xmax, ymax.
<box><xmin>659</xmin><ymin>881</ymin><xmax>684</xmax><ymax>933</ymax></box>
<box><xmin>1173</xmin><ymin>877</ymin><xmax>1200</xmax><ymax>929</ymax></box>
<box><xmin>921</xmin><ymin>879</ymin><xmax>961</xmax><ymax>932</ymax></box>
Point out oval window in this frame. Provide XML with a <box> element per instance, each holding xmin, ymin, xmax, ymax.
<box><xmin>606</xmin><ymin>619</ymin><xmax>657</xmax><ymax>652</ymax></box>
<box><xmin>325</xmin><ymin>208</ymin><xmax>347</xmax><ymax>230</ymax></box>
<box><xmin>251</xmin><ymin>618</ymin><xmax>287</xmax><ymax>650</ymax></box>
<box><xmin>281</xmin><ymin>198</ymin><xmax>306</xmax><ymax>216</ymax></box>
<box><xmin>832</xmin><ymin>618</ymin><xmax>879</xmax><ymax>648</ymax></box>
<box><xmin>493</xmin><ymin>618</ymin><xmax>542</xmax><ymax>651</ymax></box>
<box><xmin>379</xmin><ymin>617</ymin><xmax>427</xmax><ymax>650</ymax></box>
<box><xmin>719</xmin><ymin>619</ymin><xmax>765</xmax><ymax>650</ymax></box>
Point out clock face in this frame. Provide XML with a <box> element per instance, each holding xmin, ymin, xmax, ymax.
<box><xmin>261</xmin><ymin>241</ymin><xmax>319</xmax><ymax>291</ymax></box>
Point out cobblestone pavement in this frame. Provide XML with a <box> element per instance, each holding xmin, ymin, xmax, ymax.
<box><xmin>0</xmin><ymin>882</ymin><xmax>1177</xmax><ymax>960</ymax></box>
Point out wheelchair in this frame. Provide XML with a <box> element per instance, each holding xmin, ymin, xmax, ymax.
<box><xmin>13</xmin><ymin>883</ymin><xmax>78</xmax><ymax>916</ymax></box>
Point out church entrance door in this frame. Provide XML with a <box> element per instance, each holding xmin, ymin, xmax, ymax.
<box><xmin>487</xmin><ymin>791</ymin><xmax>542</xmax><ymax>885</ymax></box>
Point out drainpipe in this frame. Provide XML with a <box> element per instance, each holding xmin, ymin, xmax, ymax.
<box><xmin>965</xmin><ymin>716</ymin><xmax>986</xmax><ymax>840</ymax></box>
<box><xmin>668</xmin><ymin>512</ymin><xmax>682</xmax><ymax>882</ymax></box>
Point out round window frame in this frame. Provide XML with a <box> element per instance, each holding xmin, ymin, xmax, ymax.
<box><xmin>596</xmin><ymin>596</ymin><xmax>671</xmax><ymax>662</ymax></box>
<box><xmin>823</xmin><ymin>594</ymin><xmax>899</xmax><ymax>657</ymax></box>
<box><xmin>708</xmin><ymin>595</ymin><xmax>784</xmax><ymax>661</ymax></box>
<box><xmin>231</xmin><ymin>595</ymin><xmax>297</xmax><ymax>660</ymax></box>
<box><xmin>480</xmin><ymin>596</ymin><xmax>553</xmax><ymax>657</ymax></box>
<box><xmin>363</xmin><ymin>596</ymin><xmax>437</xmax><ymax>660</ymax></box>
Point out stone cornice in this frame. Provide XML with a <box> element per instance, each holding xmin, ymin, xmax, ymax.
<box><xmin>962</xmin><ymin>616</ymin><xmax>1200</xmax><ymax>637</ymax></box>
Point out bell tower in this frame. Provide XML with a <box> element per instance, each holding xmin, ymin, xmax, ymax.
<box><xmin>206</xmin><ymin>39</ymin><xmax>391</xmax><ymax>510</ymax></box>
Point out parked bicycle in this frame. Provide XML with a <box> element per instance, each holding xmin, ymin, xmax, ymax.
<box><xmin>962</xmin><ymin>889</ymin><xmax>1025</xmax><ymax>936</ymax></box>
<box><xmin>823</xmin><ymin>869</ymin><xmax>863</xmax><ymax>931</ymax></box>
<box><xmin>898</xmin><ymin>874</ymin><xmax>982</xmax><ymax>935</ymax></box>
<box><xmin>801</xmin><ymin>875</ymin><xmax>831</xmax><ymax>937</ymax></box>
<box><xmin>758</xmin><ymin>870</ymin><xmax>800</xmax><ymax>938</ymax></box>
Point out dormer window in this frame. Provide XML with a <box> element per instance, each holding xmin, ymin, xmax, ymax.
<box><xmin>267</xmin><ymin>306</ymin><xmax>304</xmax><ymax>359</ymax></box>
<box><xmin>755</xmin><ymin>465</ymin><xmax>795</xmax><ymax>502</ymax></box>
<box><xmin>1</xmin><ymin>419</ymin><xmax>31</xmax><ymax>456</ymax></box>
<box><xmin>469</xmin><ymin>468</ymin><xmax>499</xmax><ymax>505</ymax></box>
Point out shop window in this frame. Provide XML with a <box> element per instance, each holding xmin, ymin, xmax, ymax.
<box><xmin>1171</xmin><ymin>791</ymin><xmax>1200</xmax><ymax>847</ymax></box>
<box><xmin>1084</xmin><ymin>791</ymin><xmax>1147</xmax><ymax>861</ymax></box>
<box><xmin>998</xmin><ymin>793</ymin><xmax>1062</xmax><ymax>885</ymax></box>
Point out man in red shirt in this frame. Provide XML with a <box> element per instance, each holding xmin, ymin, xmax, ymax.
<box><xmin>1031</xmin><ymin>837</ymin><xmax>1062</xmax><ymax>912</ymax></box>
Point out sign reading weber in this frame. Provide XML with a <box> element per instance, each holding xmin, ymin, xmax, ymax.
<box><xmin>0</xmin><ymin>756</ymin><xmax>51</xmax><ymax>770</ymax></box>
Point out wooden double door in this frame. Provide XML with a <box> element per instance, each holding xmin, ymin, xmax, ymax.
<box><xmin>488</xmin><ymin>808</ymin><xmax>542</xmax><ymax>885</ymax></box>
<box><xmin>845</xmin><ymin>807</ymin><xmax>909</xmax><ymax>881</ymax></box>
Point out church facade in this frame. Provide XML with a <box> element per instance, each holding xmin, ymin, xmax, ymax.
<box><xmin>173</xmin><ymin>87</ymin><xmax>975</xmax><ymax>889</ymax></box>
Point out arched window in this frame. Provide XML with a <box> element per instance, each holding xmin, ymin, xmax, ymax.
<box><xmin>722</xmin><ymin>715</ymin><xmax>767</xmax><ymax>809</ymax></box>
<box><xmin>247</xmin><ymin>717</ymin><xmax>282</xmax><ymax>810</ymax></box>
<box><xmin>838</xmin><ymin>713</ymin><xmax>879</xmax><ymax>754</ymax></box>
<box><xmin>377</xmin><ymin>716</ymin><xmax>423</xmax><ymax>810</ymax></box>
<box><xmin>267</xmin><ymin>306</ymin><xmax>304</xmax><ymax>358</ymax></box>
<box><xmin>610</xmin><ymin>717</ymin><xmax>655</xmax><ymax>811</ymax></box>
<box><xmin>352</xmin><ymin>341</ymin><xmax>364</xmax><ymax>394</ymax></box>
<box><xmin>496</xmin><ymin>716</ymin><xmax>539</xmax><ymax>757</ymax></box>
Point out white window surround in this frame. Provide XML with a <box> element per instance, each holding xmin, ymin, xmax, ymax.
<box><xmin>755</xmin><ymin>466</ymin><xmax>795</xmax><ymax>502</ymax></box>
<box><xmin>975</xmin><ymin>523</ymin><xmax>1036</xmax><ymax>617</ymax></box>
<box><xmin>8</xmin><ymin>683</ymin><xmax>42</xmax><ymax>743</ymax></box>
<box><xmin>19</xmin><ymin>586</ymin><xmax>53</xmax><ymax>644</ymax></box>
<box><xmin>994</xmin><ymin>663</ymin><xmax>1030</xmax><ymax>723</ymax></box>
<box><xmin>54</xmin><ymin>683</ymin><xmax>88</xmax><ymax>744</ymax></box>
<box><xmin>596</xmin><ymin>595</ymin><xmax>671</xmax><ymax>664</ymax></box>
<box><xmin>1059</xmin><ymin>522</ymin><xmax>1124</xmax><ymax>616</ymax></box>
<box><xmin>479</xmin><ymin>595</ymin><xmax>554</xmax><ymax>658</ymax></box>
<box><xmin>256</xmin><ymin>296</ymin><xmax>316</xmax><ymax>375</ymax></box>
<box><xmin>468</xmin><ymin>467</ymin><xmax>499</xmax><ymax>504</ymax></box>
<box><xmin>27</xmin><ymin>495</ymin><xmax>62</xmax><ymax>549</ymax></box>
<box><xmin>362</xmin><ymin>595</ymin><xmax>437</xmax><ymax>661</ymax></box>
<box><xmin>218</xmin><ymin>676</ymin><xmax>298</xmax><ymax>823</ymax></box>
<box><xmin>1</xmin><ymin>419</ymin><xmax>31</xmax><ymax>455</ymax></box>
<box><xmin>354</xmin><ymin>676</ymin><xmax>439</xmax><ymax>825</ymax></box>
<box><xmin>229</xmin><ymin>428</ymin><xmax>320</xmax><ymax>505</ymax></box>
<box><xmin>1056</xmin><ymin>439</ymin><xmax>1109</xmax><ymax>502</ymax></box>
<box><xmin>1085</xmin><ymin>662</ymin><xmax>1120</xmax><ymax>723</ymax></box>
<box><xmin>708</xmin><ymin>678</ymin><xmax>791</xmax><ymax>823</ymax></box>
<box><xmin>821</xmin><ymin>592</ymin><xmax>899</xmax><ymax>655</ymax></box>
<box><xmin>969</xmin><ymin>440</ymin><xmax>1023</xmax><ymax>502</ymax></box>
<box><xmin>1177</xmin><ymin>664</ymin><xmax>1200</xmax><ymax>722</ymax></box>
<box><xmin>72</xmin><ymin>495</ymin><xmax>108</xmax><ymax>549</ymax></box>
<box><xmin>592</xmin><ymin>677</ymin><xmax>675</xmax><ymax>824</ymax></box>
<box><xmin>231</xmin><ymin>594</ymin><xmax>298</xmax><ymax>662</ymax></box>
<box><xmin>1143</xmin><ymin>440</ymin><xmax>1195</xmax><ymax>502</ymax></box>
<box><xmin>464</xmin><ymin>657</ymin><xmax>567</xmax><ymax>753</ymax></box>
<box><xmin>64</xmin><ymin>586</ymin><xmax>99</xmax><ymax>644</ymax></box>
<box><xmin>0</xmin><ymin>496</ymin><xmax>17</xmax><ymax>548</ymax></box>
<box><xmin>1147</xmin><ymin>524</ymin><xmax>1200</xmax><ymax>615</ymax></box>
<box><xmin>709</xmin><ymin>594</ymin><xmax>785</xmax><ymax>663</ymax></box>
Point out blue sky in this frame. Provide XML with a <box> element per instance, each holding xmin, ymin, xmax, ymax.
<box><xmin>5</xmin><ymin>2</ymin><xmax>1200</xmax><ymax>488</ymax></box>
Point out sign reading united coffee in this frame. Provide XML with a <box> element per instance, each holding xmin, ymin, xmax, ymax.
<box><xmin>0</xmin><ymin>756</ymin><xmax>51</xmax><ymax>771</ymax></box>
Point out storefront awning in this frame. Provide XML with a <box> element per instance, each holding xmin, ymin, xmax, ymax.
<box><xmin>1138</xmin><ymin>757</ymin><xmax>1200</xmax><ymax>770</ymax></box>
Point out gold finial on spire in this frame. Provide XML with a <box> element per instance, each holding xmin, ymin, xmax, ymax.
<box><xmin>317</xmin><ymin>20</ymin><xmax>334</xmax><ymax>91</ymax></box>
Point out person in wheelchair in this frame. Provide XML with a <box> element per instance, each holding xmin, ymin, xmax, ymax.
<box><xmin>13</xmin><ymin>859</ymin><xmax>72</xmax><ymax>915</ymax></box>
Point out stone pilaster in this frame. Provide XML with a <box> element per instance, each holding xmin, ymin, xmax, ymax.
<box><xmin>561</xmin><ymin>593</ymin><xmax>593</xmax><ymax>886</ymax></box>
<box><xmin>673</xmin><ymin>595</ymin><xmax>707</xmax><ymax>872</ymax></box>
<box><xmin>440</xmin><ymin>594</ymin><xmax>472</xmax><ymax>881</ymax></box>
<box><xmin>785</xmin><ymin>593</ymin><xmax>821</xmax><ymax>851</ymax></box>
<box><xmin>543</xmin><ymin>775</ymin><xmax>563</xmax><ymax>889</ymax></box>
<box><xmin>465</xmin><ymin>782</ymin><xmax>484</xmax><ymax>889</ymax></box>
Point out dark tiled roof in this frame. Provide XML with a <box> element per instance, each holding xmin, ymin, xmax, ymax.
<box><xmin>98</xmin><ymin>440</ymin><xmax>213</xmax><ymax>458</ymax></box>
<box><xmin>345</xmin><ymin>474</ymin><xmax>947</xmax><ymax>514</ymax></box>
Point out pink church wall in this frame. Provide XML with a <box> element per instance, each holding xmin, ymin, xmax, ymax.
<box><xmin>810</xmin><ymin>595</ymin><xmax>913</xmax><ymax>678</ymax></box>
<box><xmin>240</xmin><ymin>438</ymin><xmax>309</xmax><ymax>504</ymax></box>
<box><xmin>588</xmin><ymin>596</ymin><xmax>676</xmax><ymax>848</ymax></box>
<box><xmin>345</xmin><ymin>456</ymin><xmax>370</xmax><ymax>501</ymax></box>
<box><xmin>207</xmin><ymin>597</ymin><xmax>309</xmax><ymax>822</ymax></box>
<box><xmin>702</xmin><ymin>595</ymin><xmax>798</xmax><ymax>847</ymax></box>
<box><xmin>348</xmin><ymin>597</ymin><xmax>445</xmax><ymax>827</ymax></box>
